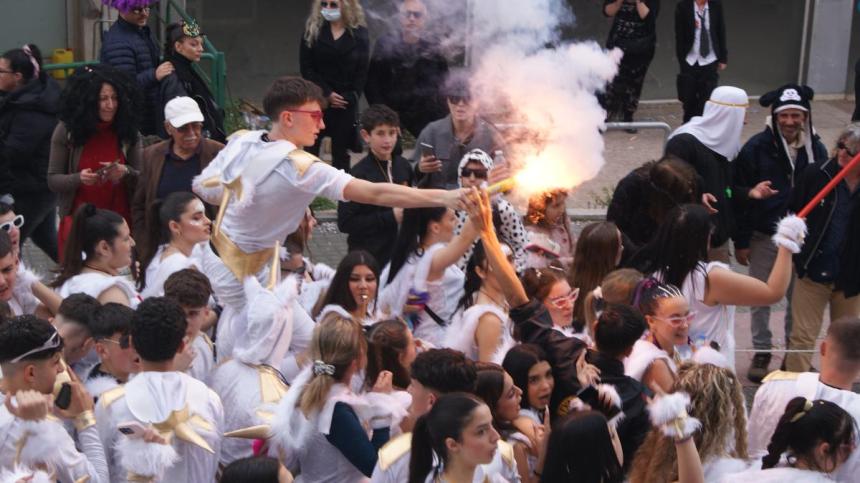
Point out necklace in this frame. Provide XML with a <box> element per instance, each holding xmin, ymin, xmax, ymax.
<box><xmin>374</xmin><ymin>155</ymin><xmax>392</xmax><ymax>183</ymax></box>
<box><xmin>479</xmin><ymin>289</ymin><xmax>509</xmax><ymax>311</ymax></box>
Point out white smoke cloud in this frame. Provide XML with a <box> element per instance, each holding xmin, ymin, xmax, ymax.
<box><xmin>467</xmin><ymin>0</ymin><xmax>621</xmax><ymax>196</ymax></box>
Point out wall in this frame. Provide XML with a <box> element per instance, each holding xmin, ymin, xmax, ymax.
<box><xmin>0</xmin><ymin>0</ymin><xmax>69</xmax><ymax>60</ymax></box>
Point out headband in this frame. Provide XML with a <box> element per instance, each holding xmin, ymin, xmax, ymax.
<box><xmin>181</xmin><ymin>20</ymin><xmax>201</xmax><ymax>38</ymax></box>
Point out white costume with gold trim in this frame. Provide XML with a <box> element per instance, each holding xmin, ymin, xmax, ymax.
<box><xmin>94</xmin><ymin>371</ymin><xmax>223</xmax><ymax>482</ymax></box>
<box><xmin>192</xmin><ymin>130</ymin><xmax>352</xmax><ymax>361</ymax></box>
<box><xmin>748</xmin><ymin>371</ymin><xmax>860</xmax><ymax>482</ymax></box>
<box><xmin>0</xmin><ymin>393</ymin><xmax>109</xmax><ymax>483</ymax></box>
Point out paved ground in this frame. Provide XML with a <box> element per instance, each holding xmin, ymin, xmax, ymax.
<box><xmin>22</xmin><ymin>99</ymin><xmax>858</xmax><ymax>403</ymax></box>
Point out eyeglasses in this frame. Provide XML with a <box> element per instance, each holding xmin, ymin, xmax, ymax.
<box><xmin>0</xmin><ymin>214</ymin><xmax>24</xmax><ymax>233</ymax></box>
<box><xmin>549</xmin><ymin>289</ymin><xmax>579</xmax><ymax>309</ymax></box>
<box><xmin>402</xmin><ymin>10</ymin><xmax>424</xmax><ymax>19</ymax></box>
<box><xmin>460</xmin><ymin>167</ymin><xmax>488</xmax><ymax>179</ymax></box>
<box><xmin>837</xmin><ymin>141</ymin><xmax>858</xmax><ymax>157</ymax></box>
<box><xmin>651</xmin><ymin>311</ymin><xmax>697</xmax><ymax>326</ymax></box>
<box><xmin>98</xmin><ymin>333</ymin><xmax>131</xmax><ymax>350</ymax></box>
<box><xmin>447</xmin><ymin>95</ymin><xmax>472</xmax><ymax>105</ymax></box>
<box><xmin>10</xmin><ymin>330</ymin><xmax>62</xmax><ymax>363</ymax></box>
<box><xmin>321</xmin><ymin>1</ymin><xmax>339</xmax><ymax>7</ymax></box>
<box><xmin>288</xmin><ymin>109</ymin><xmax>324</xmax><ymax>124</ymax></box>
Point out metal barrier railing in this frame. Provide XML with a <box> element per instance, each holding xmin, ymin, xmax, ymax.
<box><xmin>604</xmin><ymin>121</ymin><xmax>673</xmax><ymax>144</ymax></box>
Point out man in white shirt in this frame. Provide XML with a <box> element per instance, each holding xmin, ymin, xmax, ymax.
<box><xmin>748</xmin><ymin>316</ymin><xmax>860</xmax><ymax>482</ymax></box>
<box><xmin>674</xmin><ymin>0</ymin><xmax>728</xmax><ymax>121</ymax></box>
<box><xmin>95</xmin><ymin>297</ymin><xmax>224</xmax><ymax>482</ymax></box>
<box><xmin>193</xmin><ymin>76</ymin><xmax>466</xmax><ymax>361</ymax></box>
<box><xmin>0</xmin><ymin>315</ymin><xmax>108</xmax><ymax>482</ymax></box>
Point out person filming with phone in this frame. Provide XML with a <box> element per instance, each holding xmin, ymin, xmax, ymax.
<box><xmin>412</xmin><ymin>70</ymin><xmax>505</xmax><ymax>189</ymax></box>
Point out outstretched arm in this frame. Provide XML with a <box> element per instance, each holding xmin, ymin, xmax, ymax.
<box><xmin>471</xmin><ymin>190</ymin><xmax>528</xmax><ymax>306</ymax></box>
<box><xmin>343</xmin><ymin>178</ymin><xmax>464</xmax><ymax>211</ymax></box>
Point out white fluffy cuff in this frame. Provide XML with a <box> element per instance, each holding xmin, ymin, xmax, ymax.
<box><xmin>772</xmin><ymin>215</ymin><xmax>807</xmax><ymax>254</ymax></box>
<box><xmin>18</xmin><ymin>420</ymin><xmax>69</xmax><ymax>469</ymax></box>
<box><xmin>116</xmin><ymin>437</ymin><xmax>179</xmax><ymax>478</ymax></box>
<box><xmin>647</xmin><ymin>391</ymin><xmax>701</xmax><ymax>440</ymax></box>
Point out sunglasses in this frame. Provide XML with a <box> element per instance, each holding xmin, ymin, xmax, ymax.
<box><xmin>549</xmin><ymin>289</ymin><xmax>579</xmax><ymax>309</ymax></box>
<box><xmin>447</xmin><ymin>95</ymin><xmax>472</xmax><ymax>105</ymax></box>
<box><xmin>288</xmin><ymin>109</ymin><xmax>324</xmax><ymax>124</ymax></box>
<box><xmin>651</xmin><ymin>311</ymin><xmax>697</xmax><ymax>327</ymax></box>
<box><xmin>837</xmin><ymin>141</ymin><xmax>858</xmax><ymax>157</ymax></box>
<box><xmin>403</xmin><ymin>10</ymin><xmax>424</xmax><ymax>19</ymax></box>
<box><xmin>131</xmin><ymin>6</ymin><xmax>151</xmax><ymax>14</ymax></box>
<box><xmin>10</xmin><ymin>330</ymin><xmax>62</xmax><ymax>363</ymax></box>
<box><xmin>460</xmin><ymin>167</ymin><xmax>488</xmax><ymax>179</ymax></box>
<box><xmin>321</xmin><ymin>1</ymin><xmax>339</xmax><ymax>7</ymax></box>
<box><xmin>0</xmin><ymin>214</ymin><xmax>24</xmax><ymax>233</ymax></box>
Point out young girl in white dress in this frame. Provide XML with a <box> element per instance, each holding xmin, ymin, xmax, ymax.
<box><xmin>137</xmin><ymin>191</ymin><xmax>210</xmax><ymax>298</ymax></box>
<box><xmin>50</xmin><ymin>203</ymin><xmax>138</xmax><ymax>307</ymax></box>
<box><xmin>445</xmin><ymin>241</ymin><xmax>515</xmax><ymax>363</ymax></box>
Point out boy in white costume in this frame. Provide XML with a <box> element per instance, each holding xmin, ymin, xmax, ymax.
<box><xmin>192</xmin><ymin>77</ymin><xmax>465</xmax><ymax>360</ymax></box>
<box><xmin>0</xmin><ymin>315</ymin><xmax>108</xmax><ymax>482</ymax></box>
<box><xmin>95</xmin><ymin>297</ymin><xmax>223</xmax><ymax>482</ymax></box>
<box><xmin>212</xmin><ymin>276</ymin><xmax>294</xmax><ymax>466</ymax></box>
<box><xmin>163</xmin><ymin>268</ymin><xmax>216</xmax><ymax>384</ymax></box>
<box><xmin>748</xmin><ymin>316</ymin><xmax>860</xmax><ymax>482</ymax></box>
<box><xmin>372</xmin><ymin>349</ymin><xmax>519</xmax><ymax>483</ymax></box>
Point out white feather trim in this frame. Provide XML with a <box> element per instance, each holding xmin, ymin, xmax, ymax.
<box><xmin>191</xmin><ymin>172</ymin><xmax>224</xmax><ymax>204</ymax></box>
<box><xmin>362</xmin><ymin>391</ymin><xmax>410</xmax><ymax>430</ymax></box>
<box><xmin>116</xmin><ymin>436</ymin><xmax>179</xmax><ymax>478</ymax></box>
<box><xmin>85</xmin><ymin>374</ymin><xmax>120</xmax><ymax>399</ymax></box>
<box><xmin>692</xmin><ymin>346</ymin><xmax>731</xmax><ymax>369</ymax></box>
<box><xmin>772</xmin><ymin>215</ymin><xmax>807</xmax><ymax>254</ymax></box>
<box><xmin>647</xmin><ymin>391</ymin><xmax>701</xmax><ymax>439</ymax></box>
<box><xmin>17</xmin><ymin>419</ymin><xmax>72</xmax><ymax>469</ymax></box>
<box><xmin>0</xmin><ymin>466</ymin><xmax>52</xmax><ymax>483</ymax></box>
<box><xmin>596</xmin><ymin>384</ymin><xmax>626</xmax><ymax>429</ymax></box>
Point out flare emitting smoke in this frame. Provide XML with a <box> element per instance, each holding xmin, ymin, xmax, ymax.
<box><xmin>468</xmin><ymin>0</ymin><xmax>621</xmax><ymax>198</ymax></box>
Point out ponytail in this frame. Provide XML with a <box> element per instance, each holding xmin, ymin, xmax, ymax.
<box><xmin>762</xmin><ymin>397</ymin><xmax>856</xmax><ymax>471</ymax></box>
<box><xmin>408</xmin><ymin>414</ymin><xmax>435</xmax><ymax>483</ymax></box>
<box><xmin>457</xmin><ymin>241</ymin><xmax>487</xmax><ymax>312</ymax></box>
<box><xmin>52</xmin><ymin>204</ymin><xmax>124</xmax><ymax>288</ymax></box>
<box><xmin>137</xmin><ymin>192</ymin><xmax>199</xmax><ymax>291</ymax></box>
<box><xmin>365</xmin><ymin>319</ymin><xmax>412</xmax><ymax>391</ymax></box>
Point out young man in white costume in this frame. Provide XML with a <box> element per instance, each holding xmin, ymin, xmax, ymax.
<box><xmin>748</xmin><ymin>316</ymin><xmax>860</xmax><ymax>482</ymax></box>
<box><xmin>193</xmin><ymin>76</ymin><xmax>465</xmax><ymax>361</ymax></box>
<box><xmin>0</xmin><ymin>315</ymin><xmax>108</xmax><ymax>482</ymax></box>
<box><xmin>95</xmin><ymin>297</ymin><xmax>223</xmax><ymax>481</ymax></box>
<box><xmin>371</xmin><ymin>348</ymin><xmax>519</xmax><ymax>482</ymax></box>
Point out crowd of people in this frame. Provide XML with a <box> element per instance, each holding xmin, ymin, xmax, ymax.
<box><xmin>0</xmin><ymin>0</ymin><xmax>859</xmax><ymax>482</ymax></box>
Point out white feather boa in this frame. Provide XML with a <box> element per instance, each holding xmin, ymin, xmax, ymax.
<box><xmin>116</xmin><ymin>437</ymin><xmax>179</xmax><ymax>479</ymax></box>
<box><xmin>647</xmin><ymin>391</ymin><xmax>701</xmax><ymax>439</ymax></box>
<box><xmin>0</xmin><ymin>466</ymin><xmax>52</xmax><ymax>483</ymax></box>
<box><xmin>17</xmin><ymin>419</ymin><xmax>72</xmax><ymax>470</ymax></box>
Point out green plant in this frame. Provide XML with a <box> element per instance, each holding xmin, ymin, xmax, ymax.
<box><xmin>311</xmin><ymin>197</ymin><xmax>337</xmax><ymax>212</ymax></box>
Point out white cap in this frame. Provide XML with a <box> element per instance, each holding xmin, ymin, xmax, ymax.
<box><xmin>164</xmin><ymin>96</ymin><xmax>204</xmax><ymax>128</ymax></box>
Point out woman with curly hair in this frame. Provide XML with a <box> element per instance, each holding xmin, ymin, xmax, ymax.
<box><xmin>47</xmin><ymin>64</ymin><xmax>143</xmax><ymax>259</ymax></box>
<box><xmin>159</xmin><ymin>20</ymin><xmax>226</xmax><ymax>142</ymax></box>
<box><xmin>524</xmin><ymin>189</ymin><xmax>574</xmax><ymax>269</ymax></box>
<box><xmin>629</xmin><ymin>362</ymin><xmax>751</xmax><ymax>483</ymax></box>
<box><xmin>299</xmin><ymin>0</ymin><xmax>370</xmax><ymax>172</ymax></box>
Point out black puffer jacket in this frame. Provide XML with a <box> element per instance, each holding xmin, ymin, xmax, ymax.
<box><xmin>0</xmin><ymin>76</ymin><xmax>60</xmax><ymax>195</ymax></box>
<box><xmin>100</xmin><ymin>17</ymin><xmax>160</xmax><ymax>135</ymax></box>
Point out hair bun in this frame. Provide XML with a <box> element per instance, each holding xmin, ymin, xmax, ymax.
<box><xmin>82</xmin><ymin>203</ymin><xmax>98</xmax><ymax>218</ymax></box>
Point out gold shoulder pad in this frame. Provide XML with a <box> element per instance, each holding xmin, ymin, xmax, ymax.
<box><xmin>497</xmin><ymin>439</ymin><xmax>516</xmax><ymax>467</ymax></box>
<box><xmin>288</xmin><ymin>149</ymin><xmax>321</xmax><ymax>177</ymax></box>
<box><xmin>377</xmin><ymin>432</ymin><xmax>412</xmax><ymax>471</ymax></box>
<box><xmin>762</xmin><ymin>370</ymin><xmax>801</xmax><ymax>383</ymax></box>
<box><xmin>99</xmin><ymin>386</ymin><xmax>126</xmax><ymax>408</ymax></box>
<box><xmin>258</xmin><ymin>365</ymin><xmax>289</xmax><ymax>404</ymax></box>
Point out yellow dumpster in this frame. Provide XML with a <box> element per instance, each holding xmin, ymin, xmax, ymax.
<box><xmin>51</xmin><ymin>49</ymin><xmax>74</xmax><ymax>79</ymax></box>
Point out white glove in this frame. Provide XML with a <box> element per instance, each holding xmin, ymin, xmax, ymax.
<box><xmin>772</xmin><ymin>214</ymin><xmax>807</xmax><ymax>254</ymax></box>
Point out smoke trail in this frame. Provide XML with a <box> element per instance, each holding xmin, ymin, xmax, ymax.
<box><xmin>467</xmin><ymin>0</ymin><xmax>621</xmax><ymax>196</ymax></box>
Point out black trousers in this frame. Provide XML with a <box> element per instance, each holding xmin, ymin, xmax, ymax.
<box><xmin>307</xmin><ymin>103</ymin><xmax>357</xmax><ymax>172</ymax></box>
<box><xmin>14</xmin><ymin>190</ymin><xmax>58</xmax><ymax>262</ymax></box>
<box><xmin>677</xmin><ymin>61</ymin><xmax>719</xmax><ymax>122</ymax></box>
<box><xmin>605</xmin><ymin>46</ymin><xmax>656</xmax><ymax>121</ymax></box>
<box><xmin>853</xmin><ymin>58</ymin><xmax>860</xmax><ymax>122</ymax></box>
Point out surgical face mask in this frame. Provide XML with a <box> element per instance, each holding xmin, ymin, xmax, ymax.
<box><xmin>321</xmin><ymin>8</ymin><xmax>341</xmax><ymax>22</ymax></box>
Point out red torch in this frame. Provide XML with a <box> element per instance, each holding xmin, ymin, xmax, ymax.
<box><xmin>797</xmin><ymin>152</ymin><xmax>860</xmax><ymax>218</ymax></box>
